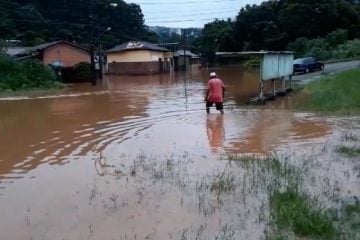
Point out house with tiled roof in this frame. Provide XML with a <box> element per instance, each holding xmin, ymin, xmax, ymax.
<box><xmin>174</xmin><ymin>50</ymin><xmax>201</xmax><ymax>70</ymax></box>
<box><xmin>11</xmin><ymin>41</ymin><xmax>90</xmax><ymax>67</ymax></box>
<box><xmin>106</xmin><ymin>41</ymin><xmax>173</xmax><ymax>75</ymax></box>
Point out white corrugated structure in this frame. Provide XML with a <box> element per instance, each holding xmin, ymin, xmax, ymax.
<box><xmin>216</xmin><ymin>51</ymin><xmax>294</xmax><ymax>100</ymax></box>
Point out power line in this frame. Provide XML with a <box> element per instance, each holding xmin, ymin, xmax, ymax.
<box><xmin>147</xmin><ymin>18</ymin><xmax>217</xmax><ymax>24</ymax></box>
<box><xmin>10</xmin><ymin>18</ymin><xmax>141</xmax><ymax>40</ymax></box>
<box><xmin>132</xmin><ymin>0</ymin><xmax>241</xmax><ymax>5</ymax></box>
<box><xmin>11</xmin><ymin>19</ymin><xmax>90</xmax><ymax>28</ymax></box>
<box><xmin>107</xmin><ymin>31</ymin><xmax>139</xmax><ymax>41</ymax></box>
<box><xmin>10</xmin><ymin>16</ymin><xmax>225</xmax><ymax>30</ymax></box>
<box><xmin>146</xmin><ymin>9</ymin><xmax>238</xmax><ymax>20</ymax></box>
<box><xmin>144</xmin><ymin>7</ymin><xmax>237</xmax><ymax>14</ymax></box>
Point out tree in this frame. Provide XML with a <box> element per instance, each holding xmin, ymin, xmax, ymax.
<box><xmin>200</xmin><ymin>19</ymin><xmax>235</xmax><ymax>62</ymax></box>
<box><xmin>234</xmin><ymin>1</ymin><xmax>282</xmax><ymax>50</ymax></box>
<box><xmin>0</xmin><ymin>0</ymin><xmax>153</xmax><ymax>49</ymax></box>
<box><xmin>233</xmin><ymin>0</ymin><xmax>360</xmax><ymax>51</ymax></box>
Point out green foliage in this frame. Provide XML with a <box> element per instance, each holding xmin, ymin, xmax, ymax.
<box><xmin>0</xmin><ymin>40</ymin><xmax>7</xmax><ymax>55</ymax></box>
<box><xmin>0</xmin><ymin>54</ymin><xmax>62</xmax><ymax>91</ymax></box>
<box><xmin>73</xmin><ymin>62</ymin><xmax>91</xmax><ymax>81</ymax></box>
<box><xmin>2</xmin><ymin>0</ymin><xmax>360</xmax><ymax>56</ymax></box>
<box><xmin>200</xmin><ymin>19</ymin><xmax>235</xmax><ymax>63</ymax></box>
<box><xmin>199</xmin><ymin>0</ymin><xmax>360</xmax><ymax>62</ymax></box>
<box><xmin>235</xmin><ymin>2</ymin><xmax>286</xmax><ymax>51</ymax></box>
<box><xmin>243</xmin><ymin>56</ymin><xmax>261</xmax><ymax>69</ymax></box>
<box><xmin>326</xmin><ymin>29</ymin><xmax>348</xmax><ymax>48</ymax></box>
<box><xmin>211</xmin><ymin>0</ymin><xmax>360</xmax><ymax>53</ymax></box>
<box><xmin>336</xmin><ymin>145</ymin><xmax>360</xmax><ymax>157</ymax></box>
<box><xmin>287</xmin><ymin>37</ymin><xmax>310</xmax><ymax>58</ymax></box>
<box><xmin>224</xmin><ymin>153</ymin><xmax>359</xmax><ymax>239</ymax></box>
<box><xmin>287</xmin><ymin>29</ymin><xmax>360</xmax><ymax>60</ymax></box>
<box><xmin>270</xmin><ymin>189</ymin><xmax>336</xmax><ymax>239</ymax></box>
<box><xmin>332</xmin><ymin>39</ymin><xmax>360</xmax><ymax>60</ymax></box>
<box><xmin>232</xmin><ymin>0</ymin><xmax>360</xmax><ymax>51</ymax></box>
<box><xmin>0</xmin><ymin>0</ymin><xmax>155</xmax><ymax>49</ymax></box>
<box><xmin>345</xmin><ymin>202</ymin><xmax>360</xmax><ymax>216</ymax></box>
<box><xmin>342</xmin><ymin>201</ymin><xmax>360</xmax><ymax>234</ymax></box>
<box><xmin>300</xmin><ymin>69</ymin><xmax>360</xmax><ymax>114</ymax></box>
<box><xmin>210</xmin><ymin>171</ymin><xmax>236</xmax><ymax>198</ymax></box>
<box><xmin>304</xmin><ymin>38</ymin><xmax>332</xmax><ymax>61</ymax></box>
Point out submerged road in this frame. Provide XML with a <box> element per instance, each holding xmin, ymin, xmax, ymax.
<box><xmin>292</xmin><ymin>60</ymin><xmax>360</xmax><ymax>84</ymax></box>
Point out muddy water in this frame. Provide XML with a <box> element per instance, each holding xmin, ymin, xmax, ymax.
<box><xmin>0</xmin><ymin>67</ymin><xmax>351</xmax><ymax>239</ymax></box>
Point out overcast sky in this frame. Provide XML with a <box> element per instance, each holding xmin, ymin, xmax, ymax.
<box><xmin>124</xmin><ymin>0</ymin><xmax>264</xmax><ymax>28</ymax></box>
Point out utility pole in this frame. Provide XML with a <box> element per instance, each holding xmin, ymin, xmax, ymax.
<box><xmin>182</xmin><ymin>29</ymin><xmax>187</xmax><ymax>73</ymax></box>
<box><xmin>99</xmin><ymin>43</ymin><xmax>103</xmax><ymax>80</ymax></box>
<box><xmin>182</xmin><ymin>29</ymin><xmax>188</xmax><ymax>103</ymax></box>
<box><xmin>89</xmin><ymin>0</ymin><xmax>96</xmax><ymax>86</ymax></box>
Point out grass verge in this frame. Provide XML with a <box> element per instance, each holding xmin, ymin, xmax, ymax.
<box><xmin>299</xmin><ymin>69</ymin><xmax>360</xmax><ymax>114</ymax></box>
<box><xmin>336</xmin><ymin>145</ymin><xmax>360</xmax><ymax>157</ymax></box>
<box><xmin>0</xmin><ymin>87</ymin><xmax>66</xmax><ymax>98</ymax></box>
<box><xmin>210</xmin><ymin>172</ymin><xmax>236</xmax><ymax>199</ymax></box>
<box><xmin>270</xmin><ymin>189</ymin><xmax>336</xmax><ymax>239</ymax></box>
<box><xmin>224</xmin><ymin>154</ymin><xmax>360</xmax><ymax>239</ymax></box>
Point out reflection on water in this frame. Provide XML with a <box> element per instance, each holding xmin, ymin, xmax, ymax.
<box><xmin>0</xmin><ymin>66</ymin><xmax>340</xmax><ymax>239</ymax></box>
<box><xmin>207</xmin><ymin>115</ymin><xmax>225</xmax><ymax>153</ymax></box>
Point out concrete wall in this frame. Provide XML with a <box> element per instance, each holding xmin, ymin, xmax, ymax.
<box><xmin>106</xmin><ymin>50</ymin><xmax>173</xmax><ymax>75</ymax></box>
<box><xmin>107</xmin><ymin>50</ymin><xmax>167</xmax><ymax>63</ymax></box>
<box><xmin>43</xmin><ymin>43</ymin><xmax>90</xmax><ymax>67</ymax></box>
<box><xmin>107</xmin><ymin>60</ymin><xmax>172</xmax><ymax>75</ymax></box>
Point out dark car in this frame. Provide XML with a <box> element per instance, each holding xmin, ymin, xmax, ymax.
<box><xmin>293</xmin><ymin>57</ymin><xmax>324</xmax><ymax>74</ymax></box>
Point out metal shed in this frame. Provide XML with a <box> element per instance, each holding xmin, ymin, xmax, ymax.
<box><xmin>216</xmin><ymin>51</ymin><xmax>294</xmax><ymax>104</ymax></box>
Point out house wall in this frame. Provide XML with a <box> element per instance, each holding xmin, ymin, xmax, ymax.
<box><xmin>106</xmin><ymin>50</ymin><xmax>173</xmax><ymax>75</ymax></box>
<box><xmin>43</xmin><ymin>43</ymin><xmax>90</xmax><ymax>67</ymax></box>
<box><xmin>107</xmin><ymin>60</ymin><xmax>172</xmax><ymax>75</ymax></box>
<box><xmin>107</xmin><ymin>50</ymin><xmax>167</xmax><ymax>63</ymax></box>
<box><xmin>175</xmin><ymin>56</ymin><xmax>191</xmax><ymax>71</ymax></box>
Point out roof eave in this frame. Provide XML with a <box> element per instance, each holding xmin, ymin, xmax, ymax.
<box><xmin>106</xmin><ymin>48</ymin><xmax>171</xmax><ymax>54</ymax></box>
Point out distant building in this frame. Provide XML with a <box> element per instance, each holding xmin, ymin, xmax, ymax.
<box><xmin>174</xmin><ymin>50</ymin><xmax>200</xmax><ymax>71</ymax></box>
<box><xmin>11</xmin><ymin>41</ymin><xmax>90</xmax><ymax>67</ymax></box>
<box><xmin>5</xmin><ymin>47</ymin><xmax>29</xmax><ymax>57</ymax></box>
<box><xmin>106</xmin><ymin>41</ymin><xmax>173</xmax><ymax>75</ymax></box>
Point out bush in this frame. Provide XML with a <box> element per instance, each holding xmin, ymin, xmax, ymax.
<box><xmin>326</xmin><ymin>29</ymin><xmax>348</xmax><ymax>48</ymax></box>
<box><xmin>332</xmin><ymin>39</ymin><xmax>360</xmax><ymax>60</ymax></box>
<box><xmin>287</xmin><ymin>37</ymin><xmax>309</xmax><ymax>58</ymax></box>
<box><xmin>0</xmin><ymin>54</ymin><xmax>62</xmax><ymax>91</ymax></box>
<box><xmin>287</xmin><ymin>29</ymin><xmax>360</xmax><ymax>61</ymax></box>
<box><xmin>305</xmin><ymin>38</ymin><xmax>331</xmax><ymax>60</ymax></box>
<box><xmin>73</xmin><ymin>62</ymin><xmax>91</xmax><ymax>81</ymax></box>
<box><xmin>243</xmin><ymin>56</ymin><xmax>261</xmax><ymax>69</ymax></box>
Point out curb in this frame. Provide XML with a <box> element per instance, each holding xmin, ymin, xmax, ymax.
<box><xmin>324</xmin><ymin>59</ymin><xmax>360</xmax><ymax>64</ymax></box>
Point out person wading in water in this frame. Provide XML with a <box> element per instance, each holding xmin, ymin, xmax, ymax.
<box><xmin>204</xmin><ymin>72</ymin><xmax>225</xmax><ymax>114</ymax></box>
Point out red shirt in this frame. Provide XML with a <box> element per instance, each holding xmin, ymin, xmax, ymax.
<box><xmin>207</xmin><ymin>78</ymin><xmax>224</xmax><ymax>102</ymax></box>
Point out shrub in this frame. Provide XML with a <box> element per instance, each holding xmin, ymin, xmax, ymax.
<box><xmin>332</xmin><ymin>39</ymin><xmax>360</xmax><ymax>60</ymax></box>
<box><xmin>287</xmin><ymin>29</ymin><xmax>360</xmax><ymax>61</ymax></box>
<box><xmin>325</xmin><ymin>29</ymin><xmax>348</xmax><ymax>48</ymax></box>
<box><xmin>287</xmin><ymin>37</ymin><xmax>309</xmax><ymax>58</ymax></box>
<box><xmin>73</xmin><ymin>62</ymin><xmax>91</xmax><ymax>81</ymax></box>
<box><xmin>305</xmin><ymin>38</ymin><xmax>332</xmax><ymax>60</ymax></box>
<box><xmin>243</xmin><ymin>56</ymin><xmax>261</xmax><ymax>69</ymax></box>
<box><xmin>0</xmin><ymin>53</ymin><xmax>62</xmax><ymax>91</ymax></box>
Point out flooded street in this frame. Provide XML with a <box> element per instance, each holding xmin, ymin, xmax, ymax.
<box><xmin>0</xmin><ymin>67</ymin><xmax>359</xmax><ymax>239</ymax></box>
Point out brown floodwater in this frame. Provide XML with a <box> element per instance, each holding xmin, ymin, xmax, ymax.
<box><xmin>0</xmin><ymin>66</ymin><xmax>354</xmax><ymax>239</ymax></box>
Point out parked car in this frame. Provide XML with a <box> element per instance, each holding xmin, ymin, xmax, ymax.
<box><xmin>293</xmin><ymin>57</ymin><xmax>324</xmax><ymax>74</ymax></box>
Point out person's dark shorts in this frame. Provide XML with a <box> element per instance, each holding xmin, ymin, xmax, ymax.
<box><xmin>206</xmin><ymin>101</ymin><xmax>223</xmax><ymax>110</ymax></box>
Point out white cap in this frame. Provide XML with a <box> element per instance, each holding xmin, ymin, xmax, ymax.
<box><xmin>210</xmin><ymin>72</ymin><xmax>217</xmax><ymax>77</ymax></box>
